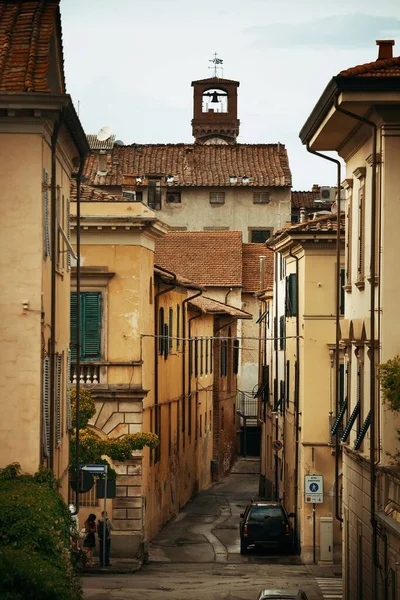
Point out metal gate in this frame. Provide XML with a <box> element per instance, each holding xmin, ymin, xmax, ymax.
<box><xmin>237</xmin><ymin>390</ymin><xmax>261</xmax><ymax>457</ymax></box>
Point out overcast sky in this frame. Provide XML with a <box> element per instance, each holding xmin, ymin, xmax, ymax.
<box><xmin>62</xmin><ymin>0</ymin><xmax>400</xmax><ymax>190</ymax></box>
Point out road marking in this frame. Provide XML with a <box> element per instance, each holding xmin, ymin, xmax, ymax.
<box><xmin>316</xmin><ymin>578</ymin><xmax>343</xmax><ymax>600</ymax></box>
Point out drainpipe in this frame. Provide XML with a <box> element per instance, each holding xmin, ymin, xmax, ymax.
<box><xmin>49</xmin><ymin>113</ymin><xmax>63</xmax><ymax>471</ymax></box>
<box><xmin>182</xmin><ymin>289</ymin><xmax>203</xmax><ymax>441</ymax></box>
<box><xmin>333</xmin><ymin>97</ymin><xmax>378</xmax><ymax>594</ymax></box>
<box><xmin>71</xmin><ymin>154</ymin><xmax>85</xmax><ymax>516</ymax></box>
<box><xmin>225</xmin><ymin>287</ymin><xmax>233</xmax><ymax>304</ymax></box>
<box><xmin>306</xmin><ymin>143</ymin><xmax>343</xmax><ymax>525</ymax></box>
<box><xmin>288</xmin><ymin>247</ymin><xmax>300</xmax><ymax>554</ymax></box>
<box><xmin>188</xmin><ymin>311</ymin><xmax>202</xmax><ymax>437</ymax></box>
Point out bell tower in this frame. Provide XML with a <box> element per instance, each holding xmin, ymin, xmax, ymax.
<box><xmin>191</xmin><ymin>76</ymin><xmax>240</xmax><ymax>145</ymax></box>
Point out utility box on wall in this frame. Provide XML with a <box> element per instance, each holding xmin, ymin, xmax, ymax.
<box><xmin>320</xmin><ymin>516</ymin><xmax>333</xmax><ymax>562</ymax></box>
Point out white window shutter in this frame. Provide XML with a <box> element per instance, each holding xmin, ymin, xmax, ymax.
<box><xmin>56</xmin><ymin>353</ymin><xmax>63</xmax><ymax>446</ymax></box>
<box><xmin>42</xmin><ymin>356</ymin><xmax>50</xmax><ymax>456</ymax></box>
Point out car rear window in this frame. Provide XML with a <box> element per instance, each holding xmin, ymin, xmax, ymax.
<box><xmin>248</xmin><ymin>506</ymin><xmax>284</xmax><ymax>521</ymax></box>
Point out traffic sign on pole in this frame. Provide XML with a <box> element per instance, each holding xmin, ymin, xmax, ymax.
<box><xmin>272</xmin><ymin>440</ymin><xmax>283</xmax><ymax>452</ymax></box>
<box><xmin>80</xmin><ymin>464</ymin><xmax>107</xmax><ymax>474</ymax></box>
<box><xmin>304</xmin><ymin>474</ymin><xmax>324</xmax><ymax>503</ymax></box>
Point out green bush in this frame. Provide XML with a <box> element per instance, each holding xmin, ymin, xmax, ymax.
<box><xmin>0</xmin><ymin>464</ymin><xmax>82</xmax><ymax>600</ymax></box>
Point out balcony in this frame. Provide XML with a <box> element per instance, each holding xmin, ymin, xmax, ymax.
<box><xmin>70</xmin><ymin>360</ymin><xmax>143</xmax><ymax>386</ymax></box>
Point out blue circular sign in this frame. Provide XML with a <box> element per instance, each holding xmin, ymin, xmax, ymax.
<box><xmin>309</xmin><ymin>482</ymin><xmax>319</xmax><ymax>492</ymax></box>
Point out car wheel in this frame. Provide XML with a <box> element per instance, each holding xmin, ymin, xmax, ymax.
<box><xmin>240</xmin><ymin>540</ymin><xmax>248</xmax><ymax>555</ymax></box>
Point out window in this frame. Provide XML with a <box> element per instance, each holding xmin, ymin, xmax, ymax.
<box><xmin>209</xmin><ymin>192</ymin><xmax>225</xmax><ymax>205</ymax></box>
<box><xmin>43</xmin><ymin>169</ymin><xmax>51</xmax><ymax>258</ymax></box>
<box><xmin>70</xmin><ymin>292</ymin><xmax>102</xmax><ymax>361</ymax></box>
<box><xmin>42</xmin><ymin>356</ymin><xmax>50</xmax><ymax>457</ymax></box>
<box><xmin>169</xmin><ymin>308</ymin><xmax>173</xmax><ymax>351</ymax></box>
<box><xmin>250</xmin><ymin>229</ymin><xmax>272</xmax><ymax>244</ymax></box>
<box><xmin>205</xmin><ymin>338</ymin><xmax>209</xmax><ymax>374</ymax></box>
<box><xmin>210</xmin><ymin>338</ymin><xmax>213</xmax><ymax>374</ymax></box>
<box><xmin>158</xmin><ymin>307</ymin><xmax>165</xmax><ymax>355</ymax></box>
<box><xmin>253</xmin><ymin>191</ymin><xmax>270</xmax><ymax>204</ymax></box>
<box><xmin>279</xmin><ymin>315</ymin><xmax>285</xmax><ymax>350</ymax></box>
<box><xmin>148</xmin><ymin>178</ymin><xmax>161</xmax><ymax>210</ymax></box>
<box><xmin>285</xmin><ymin>273</ymin><xmax>297</xmax><ymax>317</ymax></box>
<box><xmin>55</xmin><ymin>353</ymin><xmax>63</xmax><ymax>446</ymax></box>
<box><xmin>176</xmin><ymin>305</ymin><xmax>180</xmax><ymax>350</ymax></box>
<box><xmin>357</xmin><ymin>183</ymin><xmax>365</xmax><ymax>282</ymax></box>
<box><xmin>340</xmin><ymin>269</ymin><xmax>345</xmax><ymax>315</ymax></box>
<box><xmin>200</xmin><ymin>338</ymin><xmax>204</xmax><ymax>375</ymax></box>
<box><xmin>346</xmin><ymin>189</ymin><xmax>353</xmax><ymax>286</ymax></box>
<box><xmin>233</xmin><ymin>339</ymin><xmax>240</xmax><ymax>374</ymax></box>
<box><xmin>220</xmin><ymin>340</ymin><xmax>228</xmax><ymax>377</ymax></box>
<box><xmin>166</xmin><ymin>191</ymin><xmax>181</xmax><ymax>203</ymax></box>
<box><xmin>194</xmin><ymin>338</ymin><xmax>199</xmax><ymax>377</ymax></box>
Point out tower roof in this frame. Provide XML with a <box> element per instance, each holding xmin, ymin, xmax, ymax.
<box><xmin>191</xmin><ymin>76</ymin><xmax>240</xmax><ymax>86</ymax></box>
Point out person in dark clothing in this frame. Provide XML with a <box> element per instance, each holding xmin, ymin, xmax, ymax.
<box><xmin>97</xmin><ymin>511</ymin><xmax>113</xmax><ymax>566</ymax></box>
<box><xmin>82</xmin><ymin>513</ymin><xmax>97</xmax><ymax>567</ymax></box>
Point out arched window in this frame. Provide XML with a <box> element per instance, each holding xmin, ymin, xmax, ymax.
<box><xmin>202</xmin><ymin>88</ymin><xmax>228</xmax><ymax>114</ymax></box>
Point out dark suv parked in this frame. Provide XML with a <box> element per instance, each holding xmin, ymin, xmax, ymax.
<box><xmin>239</xmin><ymin>500</ymin><xmax>294</xmax><ymax>554</ymax></box>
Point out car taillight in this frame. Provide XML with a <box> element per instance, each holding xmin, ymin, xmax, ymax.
<box><xmin>243</xmin><ymin>525</ymin><xmax>248</xmax><ymax>536</ymax></box>
<box><xmin>285</xmin><ymin>524</ymin><xmax>290</xmax><ymax>535</ymax></box>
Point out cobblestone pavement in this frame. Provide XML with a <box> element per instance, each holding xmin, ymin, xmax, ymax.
<box><xmin>83</xmin><ymin>457</ymin><xmax>342</xmax><ymax>599</ymax></box>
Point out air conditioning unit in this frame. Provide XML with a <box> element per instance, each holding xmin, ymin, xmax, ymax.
<box><xmin>122</xmin><ymin>191</ymin><xmax>136</xmax><ymax>201</ymax></box>
<box><xmin>320</xmin><ymin>186</ymin><xmax>332</xmax><ymax>200</ymax></box>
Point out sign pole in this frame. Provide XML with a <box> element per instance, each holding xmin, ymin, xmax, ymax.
<box><xmin>103</xmin><ymin>465</ymin><xmax>107</xmax><ymax>567</ymax></box>
<box><xmin>313</xmin><ymin>502</ymin><xmax>316</xmax><ymax>564</ymax></box>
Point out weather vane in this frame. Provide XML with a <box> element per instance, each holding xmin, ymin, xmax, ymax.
<box><xmin>209</xmin><ymin>52</ymin><xmax>223</xmax><ymax>77</ymax></box>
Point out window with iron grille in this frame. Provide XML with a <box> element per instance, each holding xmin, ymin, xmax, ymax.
<box><xmin>70</xmin><ymin>292</ymin><xmax>102</xmax><ymax>361</ymax></box>
<box><xmin>209</xmin><ymin>192</ymin><xmax>225</xmax><ymax>204</ymax></box>
<box><xmin>253</xmin><ymin>191</ymin><xmax>270</xmax><ymax>204</ymax></box>
<box><xmin>250</xmin><ymin>229</ymin><xmax>272</xmax><ymax>244</ymax></box>
<box><xmin>279</xmin><ymin>316</ymin><xmax>285</xmax><ymax>350</ymax></box>
<box><xmin>233</xmin><ymin>339</ymin><xmax>240</xmax><ymax>374</ymax></box>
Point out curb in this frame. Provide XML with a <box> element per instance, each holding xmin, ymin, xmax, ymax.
<box><xmin>81</xmin><ymin>559</ymin><xmax>143</xmax><ymax>576</ymax></box>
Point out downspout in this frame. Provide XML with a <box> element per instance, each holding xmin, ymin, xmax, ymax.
<box><xmin>49</xmin><ymin>113</ymin><xmax>63</xmax><ymax>471</ymax></box>
<box><xmin>333</xmin><ymin>97</ymin><xmax>378</xmax><ymax>593</ymax></box>
<box><xmin>274</xmin><ymin>250</ymin><xmax>280</xmax><ymax>501</ymax></box>
<box><xmin>289</xmin><ymin>247</ymin><xmax>300</xmax><ymax>553</ymax></box>
<box><xmin>225</xmin><ymin>287</ymin><xmax>233</xmax><ymax>305</ymax></box>
<box><xmin>182</xmin><ymin>289</ymin><xmax>203</xmax><ymax>440</ymax></box>
<box><xmin>306</xmin><ymin>143</ymin><xmax>343</xmax><ymax>524</ymax></box>
<box><xmin>72</xmin><ymin>154</ymin><xmax>85</xmax><ymax>516</ymax></box>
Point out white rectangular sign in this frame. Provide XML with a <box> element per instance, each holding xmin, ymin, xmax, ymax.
<box><xmin>80</xmin><ymin>464</ymin><xmax>107</xmax><ymax>474</ymax></box>
<box><xmin>305</xmin><ymin>474</ymin><xmax>324</xmax><ymax>504</ymax></box>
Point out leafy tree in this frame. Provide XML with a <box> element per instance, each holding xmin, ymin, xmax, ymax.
<box><xmin>70</xmin><ymin>388</ymin><xmax>159</xmax><ymax>479</ymax></box>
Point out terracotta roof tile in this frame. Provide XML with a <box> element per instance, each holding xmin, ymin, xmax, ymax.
<box><xmin>0</xmin><ymin>0</ymin><xmax>64</xmax><ymax>93</ymax></box>
<box><xmin>242</xmin><ymin>244</ymin><xmax>274</xmax><ymax>293</ymax></box>
<box><xmin>268</xmin><ymin>213</ymin><xmax>345</xmax><ymax>246</ymax></box>
<box><xmin>191</xmin><ymin>76</ymin><xmax>240</xmax><ymax>86</ymax></box>
<box><xmin>291</xmin><ymin>189</ymin><xmax>332</xmax><ymax>210</ymax></box>
<box><xmin>83</xmin><ymin>143</ymin><xmax>292</xmax><ymax>188</ymax></box>
<box><xmin>155</xmin><ymin>231</ymin><xmax>243</xmax><ymax>287</ymax></box>
<box><xmin>338</xmin><ymin>55</ymin><xmax>400</xmax><ymax>78</ymax></box>
<box><xmin>189</xmin><ymin>296</ymin><xmax>252</xmax><ymax>319</ymax></box>
<box><xmin>70</xmin><ymin>182</ymin><xmax>128</xmax><ymax>203</ymax></box>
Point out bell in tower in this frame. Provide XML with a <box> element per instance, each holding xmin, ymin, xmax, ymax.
<box><xmin>191</xmin><ymin>70</ymin><xmax>240</xmax><ymax>145</ymax></box>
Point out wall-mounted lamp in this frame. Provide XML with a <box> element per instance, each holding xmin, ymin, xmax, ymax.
<box><xmin>22</xmin><ymin>301</ymin><xmax>29</xmax><ymax>312</ymax></box>
<box><xmin>229</xmin><ymin>176</ymin><xmax>237</xmax><ymax>184</ymax></box>
<box><xmin>242</xmin><ymin>176</ymin><xmax>249</xmax><ymax>185</ymax></box>
<box><xmin>166</xmin><ymin>175</ymin><xmax>174</xmax><ymax>185</ymax></box>
<box><xmin>136</xmin><ymin>176</ymin><xmax>143</xmax><ymax>184</ymax></box>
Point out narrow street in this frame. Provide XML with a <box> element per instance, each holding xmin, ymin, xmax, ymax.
<box><xmin>83</xmin><ymin>458</ymin><xmax>342</xmax><ymax>599</ymax></box>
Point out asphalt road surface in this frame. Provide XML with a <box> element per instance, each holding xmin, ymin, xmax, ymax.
<box><xmin>82</xmin><ymin>458</ymin><xmax>339</xmax><ymax>600</ymax></box>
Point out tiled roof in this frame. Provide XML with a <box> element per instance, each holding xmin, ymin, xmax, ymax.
<box><xmin>268</xmin><ymin>213</ymin><xmax>345</xmax><ymax>246</ymax></box>
<box><xmin>242</xmin><ymin>244</ymin><xmax>274</xmax><ymax>293</ymax></box>
<box><xmin>191</xmin><ymin>76</ymin><xmax>239</xmax><ymax>85</ymax></box>
<box><xmin>83</xmin><ymin>143</ymin><xmax>292</xmax><ymax>188</ymax></box>
<box><xmin>70</xmin><ymin>182</ymin><xmax>127</xmax><ymax>202</ymax></box>
<box><xmin>155</xmin><ymin>231</ymin><xmax>243</xmax><ymax>287</ymax></box>
<box><xmin>338</xmin><ymin>56</ymin><xmax>400</xmax><ymax>78</ymax></box>
<box><xmin>189</xmin><ymin>296</ymin><xmax>252</xmax><ymax>319</ymax></box>
<box><xmin>0</xmin><ymin>0</ymin><xmax>64</xmax><ymax>93</ymax></box>
<box><xmin>291</xmin><ymin>190</ymin><xmax>332</xmax><ymax>210</ymax></box>
<box><xmin>86</xmin><ymin>134</ymin><xmax>116</xmax><ymax>151</ymax></box>
<box><xmin>154</xmin><ymin>266</ymin><xmax>204</xmax><ymax>292</ymax></box>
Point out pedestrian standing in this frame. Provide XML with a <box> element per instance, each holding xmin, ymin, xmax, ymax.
<box><xmin>82</xmin><ymin>513</ymin><xmax>97</xmax><ymax>567</ymax></box>
<box><xmin>97</xmin><ymin>510</ymin><xmax>113</xmax><ymax>566</ymax></box>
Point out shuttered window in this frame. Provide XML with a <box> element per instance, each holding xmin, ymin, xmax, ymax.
<box><xmin>286</xmin><ymin>273</ymin><xmax>298</xmax><ymax>317</ymax></box>
<box><xmin>43</xmin><ymin>169</ymin><xmax>51</xmax><ymax>257</ymax></box>
<box><xmin>250</xmin><ymin>229</ymin><xmax>272</xmax><ymax>244</ymax></box>
<box><xmin>66</xmin><ymin>349</ymin><xmax>72</xmax><ymax>431</ymax></box>
<box><xmin>55</xmin><ymin>353</ymin><xmax>63</xmax><ymax>446</ymax></box>
<box><xmin>70</xmin><ymin>292</ymin><xmax>102</xmax><ymax>361</ymax></box>
<box><xmin>340</xmin><ymin>269</ymin><xmax>345</xmax><ymax>315</ymax></box>
<box><xmin>42</xmin><ymin>356</ymin><xmax>50</xmax><ymax>457</ymax></box>
<box><xmin>169</xmin><ymin>308</ymin><xmax>173</xmax><ymax>351</ymax></box>
<box><xmin>357</xmin><ymin>185</ymin><xmax>365</xmax><ymax>281</ymax></box>
<box><xmin>253</xmin><ymin>191</ymin><xmax>270</xmax><ymax>204</ymax></box>
<box><xmin>279</xmin><ymin>315</ymin><xmax>285</xmax><ymax>350</ymax></box>
<box><xmin>148</xmin><ymin>179</ymin><xmax>161</xmax><ymax>210</ymax></box>
<box><xmin>209</xmin><ymin>192</ymin><xmax>225</xmax><ymax>204</ymax></box>
<box><xmin>233</xmin><ymin>339</ymin><xmax>240</xmax><ymax>374</ymax></box>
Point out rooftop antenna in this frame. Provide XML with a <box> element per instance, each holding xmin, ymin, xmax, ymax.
<box><xmin>96</xmin><ymin>125</ymin><xmax>112</xmax><ymax>142</ymax></box>
<box><xmin>208</xmin><ymin>52</ymin><xmax>223</xmax><ymax>78</ymax></box>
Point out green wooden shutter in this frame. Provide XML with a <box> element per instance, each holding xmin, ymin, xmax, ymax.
<box><xmin>82</xmin><ymin>292</ymin><xmax>102</xmax><ymax>360</ymax></box>
<box><xmin>43</xmin><ymin>169</ymin><xmax>51</xmax><ymax>258</ymax></box>
<box><xmin>55</xmin><ymin>353</ymin><xmax>62</xmax><ymax>446</ymax></box>
<box><xmin>287</xmin><ymin>273</ymin><xmax>298</xmax><ymax>317</ymax></box>
<box><xmin>70</xmin><ymin>292</ymin><xmax>78</xmax><ymax>361</ymax></box>
<box><xmin>66</xmin><ymin>349</ymin><xmax>72</xmax><ymax>431</ymax></box>
<box><xmin>42</xmin><ymin>357</ymin><xmax>50</xmax><ymax>457</ymax></box>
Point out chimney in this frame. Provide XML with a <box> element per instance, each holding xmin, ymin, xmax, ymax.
<box><xmin>376</xmin><ymin>40</ymin><xmax>394</xmax><ymax>60</ymax></box>
<box><xmin>312</xmin><ymin>184</ymin><xmax>319</xmax><ymax>192</ymax></box>
<box><xmin>300</xmin><ymin>207</ymin><xmax>306</xmax><ymax>223</ymax></box>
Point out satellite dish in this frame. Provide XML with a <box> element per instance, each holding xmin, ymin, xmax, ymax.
<box><xmin>97</xmin><ymin>125</ymin><xmax>112</xmax><ymax>142</ymax></box>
